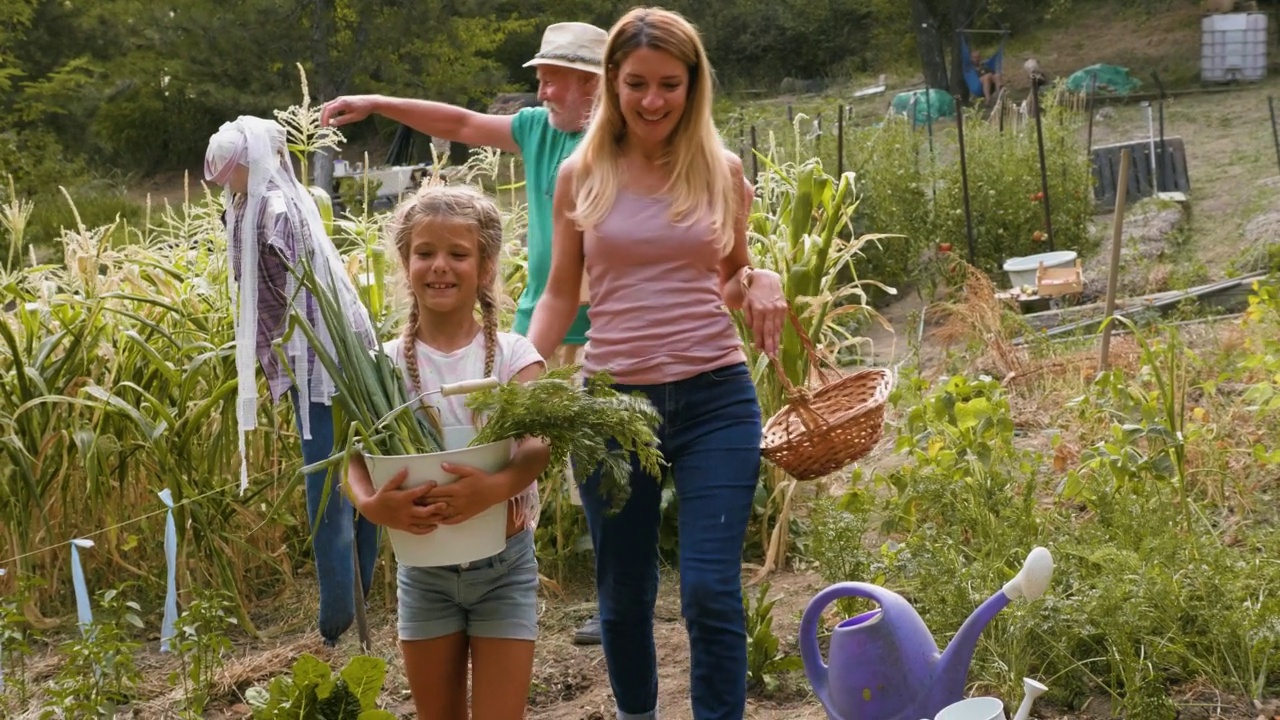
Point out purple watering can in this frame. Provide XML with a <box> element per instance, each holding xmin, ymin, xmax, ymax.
<box><xmin>799</xmin><ymin>547</ymin><xmax>1054</xmax><ymax>720</ymax></box>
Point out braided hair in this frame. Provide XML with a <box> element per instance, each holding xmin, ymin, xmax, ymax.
<box><xmin>386</xmin><ymin>182</ymin><xmax>505</xmax><ymax>406</ymax></box>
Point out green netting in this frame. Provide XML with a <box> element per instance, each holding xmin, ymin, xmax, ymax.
<box><xmin>1066</xmin><ymin>64</ymin><xmax>1142</xmax><ymax>95</ymax></box>
<box><xmin>890</xmin><ymin>88</ymin><xmax>956</xmax><ymax>124</ymax></box>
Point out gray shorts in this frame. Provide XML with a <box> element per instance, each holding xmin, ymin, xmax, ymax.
<box><xmin>396</xmin><ymin>528</ymin><xmax>539</xmax><ymax>642</ymax></box>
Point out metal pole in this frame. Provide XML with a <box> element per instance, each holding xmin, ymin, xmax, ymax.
<box><xmin>1268</xmin><ymin>96</ymin><xmax>1280</xmax><ymax>177</ymax></box>
<box><xmin>924</xmin><ymin>87</ymin><xmax>935</xmax><ymax>155</ymax></box>
<box><xmin>837</xmin><ymin>103</ymin><xmax>845</xmax><ymax>178</ymax></box>
<box><xmin>352</xmin><ymin>533</ymin><xmax>371</xmax><ymax>652</ymax></box>
<box><xmin>1153</xmin><ymin>71</ymin><xmax>1169</xmax><ymax>193</ymax></box>
<box><xmin>956</xmin><ymin>98</ymin><xmax>977</xmax><ymax>266</ymax></box>
<box><xmin>1085</xmin><ymin>73</ymin><xmax>1098</xmax><ymax>159</ymax></box>
<box><xmin>1032</xmin><ymin>80</ymin><xmax>1055</xmax><ymax>251</ymax></box>
<box><xmin>1099</xmin><ymin>149</ymin><xmax>1132</xmax><ymax>373</ymax></box>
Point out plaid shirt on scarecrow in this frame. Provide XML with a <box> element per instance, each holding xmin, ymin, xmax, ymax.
<box><xmin>226</xmin><ymin>182</ymin><xmax>377</xmax><ymax>405</ymax></box>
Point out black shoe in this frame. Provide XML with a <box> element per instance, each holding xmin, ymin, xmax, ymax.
<box><xmin>573</xmin><ymin>614</ymin><xmax>602</xmax><ymax>645</ymax></box>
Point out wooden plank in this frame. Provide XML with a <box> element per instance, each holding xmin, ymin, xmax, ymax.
<box><xmin>1011</xmin><ymin>271</ymin><xmax>1267</xmax><ymax>345</ymax></box>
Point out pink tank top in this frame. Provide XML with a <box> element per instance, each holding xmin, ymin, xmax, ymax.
<box><xmin>582</xmin><ymin>188</ymin><xmax>747</xmax><ymax>385</ymax></box>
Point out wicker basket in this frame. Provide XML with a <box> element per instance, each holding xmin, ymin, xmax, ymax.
<box><xmin>760</xmin><ymin>322</ymin><xmax>893</xmax><ymax>480</ymax></box>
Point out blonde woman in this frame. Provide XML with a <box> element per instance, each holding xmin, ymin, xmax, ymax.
<box><xmin>527</xmin><ymin>7</ymin><xmax>787</xmax><ymax>720</ymax></box>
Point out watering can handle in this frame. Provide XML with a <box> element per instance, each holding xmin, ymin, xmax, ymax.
<box><xmin>799</xmin><ymin>582</ymin><xmax>896</xmax><ymax>712</ymax></box>
<box><xmin>439</xmin><ymin>377</ymin><xmax>500</xmax><ymax>397</ymax></box>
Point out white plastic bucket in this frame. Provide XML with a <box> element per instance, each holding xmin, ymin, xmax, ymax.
<box><xmin>935</xmin><ymin>697</ymin><xmax>1007</xmax><ymax>720</ymax></box>
<box><xmin>1002</xmin><ymin>250</ymin><xmax>1077</xmax><ymax>289</ymax></box>
<box><xmin>363</xmin><ymin>426</ymin><xmax>514</xmax><ymax>567</ymax></box>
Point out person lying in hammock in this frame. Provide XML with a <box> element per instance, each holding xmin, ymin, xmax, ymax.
<box><xmin>970</xmin><ymin>48</ymin><xmax>1003</xmax><ymax>102</ymax></box>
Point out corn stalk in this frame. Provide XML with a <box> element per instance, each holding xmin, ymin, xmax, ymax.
<box><xmin>737</xmin><ymin>130</ymin><xmax>897</xmax><ymax>581</ymax></box>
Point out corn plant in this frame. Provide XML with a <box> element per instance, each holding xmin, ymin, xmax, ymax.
<box><xmin>736</xmin><ymin>133</ymin><xmax>896</xmax><ymax>576</ymax></box>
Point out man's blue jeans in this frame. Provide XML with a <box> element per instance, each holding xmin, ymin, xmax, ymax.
<box><xmin>290</xmin><ymin>390</ymin><xmax>380</xmax><ymax>644</ymax></box>
<box><xmin>578</xmin><ymin>362</ymin><xmax>762</xmax><ymax>720</ymax></box>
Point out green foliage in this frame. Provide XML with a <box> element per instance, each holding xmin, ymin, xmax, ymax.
<box><xmin>0</xmin><ymin>576</ymin><xmax>40</xmax><ymax>712</ymax></box>
<box><xmin>41</xmin><ymin>586</ymin><xmax>145</xmax><ymax>719</ymax></box>
<box><xmin>244</xmin><ymin>653</ymin><xmax>395</xmax><ymax>720</ymax></box>
<box><xmin>168</xmin><ymin>591</ymin><xmax>237</xmax><ymax>718</ymax></box>
<box><xmin>803</xmin><ymin>490</ymin><xmax>874</xmax><ymax>618</ymax></box>
<box><xmin>831</xmin><ymin>333</ymin><xmax>1280</xmax><ymax>714</ymax></box>
<box><xmin>469</xmin><ymin>366</ymin><xmax>665</xmax><ymax>515</ymax></box>
<box><xmin>843</xmin><ymin>119</ymin><xmax>935</xmax><ymax>306</ymax></box>
<box><xmin>743</xmin><ymin>582</ymin><xmax>804</xmax><ymax>694</ymax></box>
<box><xmin>931</xmin><ymin>93</ymin><xmax>1098</xmax><ymax>277</ymax></box>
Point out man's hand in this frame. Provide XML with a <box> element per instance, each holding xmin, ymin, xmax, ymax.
<box><xmin>422</xmin><ymin>463</ymin><xmax>507</xmax><ymax>526</ymax></box>
<box><xmin>355</xmin><ymin>468</ymin><xmax>447</xmax><ymax>535</ymax></box>
<box><xmin>320</xmin><ymin>95</ymin><xmax>379</xmax><ymax>129</ymax></box>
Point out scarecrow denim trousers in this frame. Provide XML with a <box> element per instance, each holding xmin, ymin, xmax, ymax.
<box><xmin>290</xmin><ymin>390</ymin><xmax>380</xmax><ymax>644</ymax></box>
<box><xmin>578</xmin><ymin>362</ymin><xmax>762</xmax><ymax>720</ymax></box>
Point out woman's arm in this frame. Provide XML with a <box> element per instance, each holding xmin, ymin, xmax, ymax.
<box><xmin>719</xmin><ymin>153</ymin><xmax>757</xmax><ymax>310</ymax></box>
<box><xmin>717</xmin><ymin>151</ymin><xmax>787</xmax><ymax>357</ymax></box>
<box><xmin>527</xmin><ymin>159</ymin><xmax>587</xmax><ymax>360</ymax></box>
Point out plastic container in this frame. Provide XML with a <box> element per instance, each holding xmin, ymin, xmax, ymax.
<box><xmin>363</xmin><ymin>426</ymin><xmax>514</xmax><ymax>567</ymax></box>
<box><xmin>1201</xmin><ymin>13</ymin><xmax>1268</xmax><ymax>83</ymax></box>
<box><xmin>1002</xmin><ymin>250</ymin><xmax>1077</xmax><ymax>289</ymax></box>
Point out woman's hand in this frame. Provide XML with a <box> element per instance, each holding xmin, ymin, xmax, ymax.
<box><xmin>354</xmin><ymin>469</ymin><xmax>447</xmax><ymax>535</ymax></box>
<box><xmin>421</xmin><ymin>463</ymin><xmax>507</xmax><ymax>526</ymax></box>
<box><xmin>741</xmin><ymin>268</ymin><xmax>788</xmax><ymax>357</ymax></box>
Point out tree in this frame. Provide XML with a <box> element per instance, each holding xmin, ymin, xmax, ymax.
<box><xmin>910</xmin><ymin>0</ymin><xmax>948</xmax><ymax>91</ymax></box>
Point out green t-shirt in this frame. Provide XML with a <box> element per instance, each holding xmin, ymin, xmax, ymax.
<box><xmin>509</xmin><ymin>107</ymin><xmax>591</xmax><ymax>345</ymax></box>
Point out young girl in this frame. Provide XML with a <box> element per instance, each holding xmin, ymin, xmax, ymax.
<box><xmin>344</xmin><ymin>183</ymin><xmax>550</xmax><ymax>720</ymax></box>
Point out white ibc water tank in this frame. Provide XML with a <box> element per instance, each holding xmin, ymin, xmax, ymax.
<box><xmin>1201</xmin><ymin>12</ymin><xmax>1268</xmax><ymax>83</ymax></box>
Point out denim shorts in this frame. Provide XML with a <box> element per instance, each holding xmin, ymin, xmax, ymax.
<box><xmin>396</xmin><ymin>528</ymin><xmax>539</xmax><ymax>642</ymax></box>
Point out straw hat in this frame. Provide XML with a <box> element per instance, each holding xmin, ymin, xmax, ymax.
<box><xmin>523</xmin><ymin>22</ymin><xmax>607</xmax><ymax>75</ymax></box>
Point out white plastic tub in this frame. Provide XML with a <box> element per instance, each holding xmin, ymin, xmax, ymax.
<box><xmin>1003</xmin><ymin>250</ymin><xmax>1077</xmax><ymax>289</ymax></box>
<box><xmin>363</xmin><ymin>426</ymin><xmax>514</xmax><ymax>567</ymax></box>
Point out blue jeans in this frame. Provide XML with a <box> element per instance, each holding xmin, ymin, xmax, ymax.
<box><xmin>290</xmin><ymin>390</ymin><xmax>380</xmax><ymax>643</ymax></box>
<box><xmin>578</xmin><ymin>362</ymin><xmax>762</xmax><ymax>720</ymax></box>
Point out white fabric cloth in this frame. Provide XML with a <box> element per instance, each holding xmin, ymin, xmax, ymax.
<box><xmin>205</xmin><ymin>116</ymin><xmax>375</xmax><ymax>493</ymax></box>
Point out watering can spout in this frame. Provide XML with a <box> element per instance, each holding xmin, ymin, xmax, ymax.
<box><xmin>934</xmin><ymin>548</ymin><xmax>1055</xmax><ymax>702</ymax></box>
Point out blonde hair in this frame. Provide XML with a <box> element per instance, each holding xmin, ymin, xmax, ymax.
<box><xmin>571</xmin><ymin>7</ymin><xmax>738</xmax><ymax>255</ymax></box>
<box><xmin>386</xmin><ymin>182</ymin><xmax>504</xmax><ymax>399</ymax></box>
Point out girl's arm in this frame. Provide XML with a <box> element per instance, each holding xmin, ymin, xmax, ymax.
<box><xmin>430</xmin><ymin>361</ymin><xmax>551</xmax><ymax>524</ymax></box>
<box><xmin>346</xmin><ymin>452</ymin><xmax>447</xmax><ymax>535</ymax></box>
<box><xmin>527</xmin><ymin>158</ymin><xmax>587</xmax><ymax>361</ymax></box>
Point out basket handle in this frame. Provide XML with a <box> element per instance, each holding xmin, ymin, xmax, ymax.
<box><xmin>767</xmin><ymin>310</ymin><xmax>842</xmax><ymax>394</ymax></box>
<box><xmin>765</xmin><ymin>310</ymin><xmax>842</xmax><ymax>432</ymax></box>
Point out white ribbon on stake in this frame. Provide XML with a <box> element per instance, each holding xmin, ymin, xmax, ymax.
<box><xmin>70</xmin><ymin>539</ymin><xmax>95</xmax><ymax>636</ymax></box>
<box><xmin>159</xmin><ymin>489</ymin><xmax>178</xmax><ymax>652</ymax></box>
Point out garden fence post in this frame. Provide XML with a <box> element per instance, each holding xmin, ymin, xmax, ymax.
<box><xmin>1032</xmin><ymin>79</ymin><xmax>1055</xmax><ymax>251</ymax></box>
<box><xmin>1086</xmin><ymin>73</ymin><xmax>1098</xmax><ymax>160</ymax></box>
<box><xmin>750</xmin><ymin>125</ymin><xmax>759</xmax><ymax>184</ymax></box>
<box><xmin>837</xmin><ymin>104</ymin><xmax>845</xmax><ymax>178</ymax></box>
<box><xmin>1269</xmin><ymin>97</ymin><xmax>1280</xmax><ymax>178</ymax></box>
<box><xmin>955</xmin><ymin>97</ymin><xmax>977</xmax><ymax>266</ymax></box>
<box><xmin>1100</xmin><ymin>148</ymin><xmax>1132</xmax><ymax>373</ymax></box>
<box><xmin>352</xmin><ymin>538</ymin><xmax>371</xmax><ymax>652</ymax></box>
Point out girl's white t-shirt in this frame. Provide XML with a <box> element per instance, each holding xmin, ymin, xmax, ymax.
<box><xmin>383</xmin><ymin>330</ymin><xmax>545</xmax><ymax>531</ymax></box>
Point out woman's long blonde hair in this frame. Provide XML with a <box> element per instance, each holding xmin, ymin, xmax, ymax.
<box><xmin>570</xmin><ymin>7</ymin><xmax>738</xmax><ymax>256</ymax></box>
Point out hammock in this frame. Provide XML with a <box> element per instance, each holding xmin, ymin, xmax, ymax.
<box><xmin>959</xmin><ymin>31</ymin><xmax>1007</xmax><ymax>98</ymax></box>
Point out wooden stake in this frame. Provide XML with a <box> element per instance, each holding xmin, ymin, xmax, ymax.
<box><xmin>1099</xmin><ymin>148</ymin><xmax>1132</xmax><ymax>372</ymax></box>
